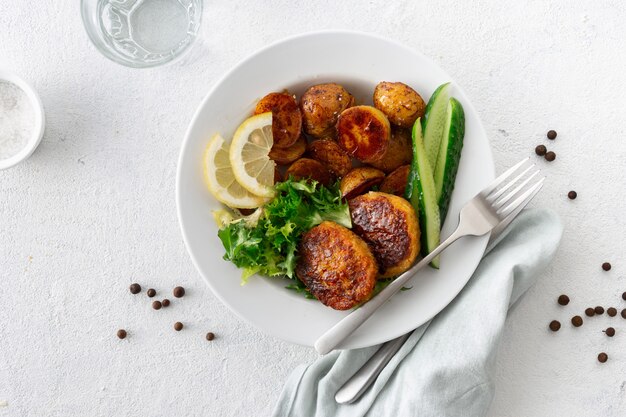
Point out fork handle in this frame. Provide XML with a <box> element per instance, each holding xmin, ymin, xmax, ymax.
<box><xmin>335</xmin><ymin>331</ymin><xmax>412</xmax><ymax>404</ymax></box>
<box><xmin>314</xmin><ymin>228</ymin><xmax>465</xmax><ymax>355</ymax></box>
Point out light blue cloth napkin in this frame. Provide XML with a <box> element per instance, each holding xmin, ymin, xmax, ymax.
<box><xmin>272</xmin><ymin>208</ymin><xmax>562</xmax><ymax>417</ymax></box>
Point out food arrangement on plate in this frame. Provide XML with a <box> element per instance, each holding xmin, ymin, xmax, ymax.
<box><xmin>203</xmin><ymin>80</ymin><xmax>465</xmax><ymax>310</ymax></box>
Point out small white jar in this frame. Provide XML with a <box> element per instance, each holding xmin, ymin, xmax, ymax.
<box><xmin>0</xmin><ymin>69</ymin><xmax>45</xmax><ymax>170</ymax></box>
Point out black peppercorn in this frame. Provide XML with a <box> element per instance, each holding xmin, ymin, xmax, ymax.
<box><xmin>535</xmin><ymin>145</ymin><xmax>547</xmax><ymax>156</ymax></box>
<box><xmin>173</xmin><ymin>286</ymin><xmax>185</xmax><ymax>298</ymax></box>
<box><xmin>129</xmin><ymin>283</ymin><xmax>141</xmax><ymax>294</ymax></box>
<box><xmin>549</xmin><ymin>320</ymin><xmax>561</xmax><ymax>332</ymax></box>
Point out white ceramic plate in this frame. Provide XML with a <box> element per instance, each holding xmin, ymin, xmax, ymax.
<box><xmin>177</xmin><ymin>31</ymin><xmax>494</xmax><ymax>349</ymax></box>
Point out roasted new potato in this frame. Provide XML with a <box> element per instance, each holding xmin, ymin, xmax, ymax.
<box><xmin>379</xmin><ymin>165</ymin><xmax>410</xmax><ymax>196</ymax></box>
<box><xmin>306</xmin><ymin>139</ymin><xmax>352</xmax><ymax>177</ymax></box>
<box><xmin>296</xmin><ymin>221</ymin><xmax>378</xmax><ymax>310</ymax></box>
<box><xmin>300</xmin><ymin>83</ymin><xmax>354</xmax><ymax>139</ymax></box>
<box><xmin>254</xmin><ymin>92</ymin><xmax>302</xmax><ymax>148</ymax></box>
<box><xmin>285</xmin><ymin>158</ymin><xmax>333</xmax><ymax>186</ymax></box>
<box><xmin>349</xmin><ymin>192</ymin><xmax>420</xmax><ymax>278</ymax></box>
<box><xmin>340</xmin><ymin>167</ymin><xmax>385</xmax><ymax>200</ymax></box>
<box><xmin>373</xmin><ymin>82</ymin><xmax>426</xmax><ymax>128</ymax></box>
<box><xmin>368</xmin><ymin>127</ymin><xmax>413</xmax><ymax>173</ymax></box>
<box><xmin>269</xmin><ymin>135</ymin><xmax>307</xmax><ymax>165</ymax></box>
<box><xmin>336</xmin><ymin>105</ymin><xmax>391</xmax><ymax>163</ymax></box>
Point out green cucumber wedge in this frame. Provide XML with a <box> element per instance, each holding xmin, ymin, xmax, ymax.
<box><xmin>434</xmin><ymin>98</ymin><xmax>465</xmax><ymax>222</ymax></box>
<box><xmin>404</xmin><ymin>118</ymin><xmax>441</xmax><ymax>268</ymax></box>
<box><xmin>423</xmin><ymin>82</ymin><xmax>451</xmax><ymax>170</ymax></box>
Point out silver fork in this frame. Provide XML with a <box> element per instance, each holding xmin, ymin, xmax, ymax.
<box><xmin>314</xmin><ymin>158</ymin><xmax>544</xmax><ymax>355</ymax></box>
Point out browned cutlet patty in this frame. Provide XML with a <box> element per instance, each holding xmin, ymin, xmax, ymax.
<box><xmin>296</xmin><ymin>221</ymin><xmax>378</xmax><ymax>310</ymax></box>
<box><xmin>349</xmin><ymin>192</ymin><xmax>420</xmax><ymax>278</ymax></box>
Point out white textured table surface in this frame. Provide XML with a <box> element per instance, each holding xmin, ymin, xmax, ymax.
<box><xmin>2</xmin><ymin>1</ymin><xmax>626</xmax><ymax>416</ymax></box>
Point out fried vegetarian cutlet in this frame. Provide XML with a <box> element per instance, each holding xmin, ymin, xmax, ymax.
<box><xmin>296</xmin><ymin>221</ymin><xmax>378</xmax><ymax>310</ymax></box>
<box><xmin>349</xmin><ymin>192</ymin><xmax>420</xmax><ymax>278</ymax></box>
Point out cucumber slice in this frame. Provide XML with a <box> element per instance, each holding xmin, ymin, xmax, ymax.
<box><xmin>404</xmin><ymin>118</ymin><xmax>441</xmax><ymax>268</ymax></box>
<box><xmin>423</xmin><ymin>83</ymin><xmax>451</xmax><ymax>170</ymax></box>
<box><xmin>434</xmin><ymin>98</ymin><xmax>465</xmax><ymax>222</ymax></box>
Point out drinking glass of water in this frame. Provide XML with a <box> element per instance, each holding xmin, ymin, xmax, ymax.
<box><xmin>81</xmin><ymin>0</ymin><xmax>202</xmax><ymax>68</ymax></box>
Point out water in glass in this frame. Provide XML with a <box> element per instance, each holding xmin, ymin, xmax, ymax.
<box><xmin>96</xmin><ymin>0</ymin><xmax>201</xmax><ymax>66</ymax></box>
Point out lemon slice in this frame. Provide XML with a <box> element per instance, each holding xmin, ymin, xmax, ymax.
<box><xmin>230</xmin><ymin>112</ymin><xmax>276</xmax><ymax>198</ymax></box>
<box><xmin>204</xmin><ymin>133</ymin><xmax>269</xmax><ymax>209</ymax></box>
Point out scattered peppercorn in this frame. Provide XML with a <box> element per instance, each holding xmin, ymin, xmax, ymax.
<box><xmin>549</xmin><ymin>320</ymin><xmax>561</xmax><ymax>331</ymax></box>
<box><xmin>595</xmin><ymin>306</ymin><xmax>605</xmax><ymax>315</ymax></box>
<box><xmin>162</xmin><ymin>299</ymin><xmax>170</xmax><ymax>307</ymax></box>
<box><xmin>174</xmin><ymin>322</ymin><xmax>183</xmax><ymax>331</ymax></box>
<box><xmin>152</xmin><ymin>300</ymin><xmax>162</xmax><ymax>310</ymax></box>
<box><xmin>547</xmin><ymin>130</ymin><xmax>557</xmax><ymax>140</ymax></box>
<box><xmin>598</xmin><ymin>352</ymin><xmax>608</xmax><ymax>363</ymax></box>
<box><xmin>622</xmin><ymin>309</ymin><xmax>626</xmax><ymax>319</ymax></box>
<box><xmin>557</xmin><ymin>294</ymin><xmax>570</xmax><ymax>306</ymax></box>
<box><xmin>129</xmin><ymin>283</ymin><xmax>141</xmax><ymax>294</ymax></box>
<box><xmin>147</xmin><ymin>288</ymin><xmax>156</xmax><ymax>298</ymax></box>
<box><xmin>571</xmin><ymin>316</ymin><xmax>583</xmax><ymax>327</ymax></box>
<box><xmin>545</xmin><ymin>151</ymin><xmax>556</xmax><ymax>162</ymax></box>
<box><xmin>608</xmin><ymin>307</ymin><xmax>617</xmax><ymax>317</ymax></box>
<box><xmin>585</xmin><ymin>308</ymin><xmax>595</xmax><ymax>317</ymax></box>
<box><xmin>173</xmin><ymin>286</ymin><xmax>185</xmax><ymax>298</ymax></box>
<box><xmin>623</xmin><ymin>292</ymin><xmax>626</xmax><ymax>301</ymax></box>
<box><xmin>535</xmin><ymin>145</ymin><xmax>547</xmax><ymax>156</ymax></box>
<box><xmin>602</xmin><ymin>262</ymin><xmax>612</xmax><ymax>271</ymax></box>
<box><xmin>604</xmin><ymin>327</ymin><xmax>616</xmax><ymax>337</ymax></box>
<box><xmin>567</xmin><ymin>191</ymin><xmax>577</xmax><ymax>200</ymax></box>
<box><xmin>117</xmin><ymin>329</ymin><xmax>127</xmax><ymax>339</ymax></box>
<box><xmin>206</xmin><ymin>332</ymin><xmax>215</xmax><ymax>341</ymax></box>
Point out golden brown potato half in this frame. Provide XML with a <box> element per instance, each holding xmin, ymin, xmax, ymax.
<box><xmin>254</xmin><ymin>92</ymin><xmax>302</xmax><ymax>148</ymax></box>
<box><xmin>296</xmin><ymin>221</ymin><xmax>378</xmax><ymax>310</ymax></box>
<box><xmin>349</xmin><ymin>192</ymin><xmax>420</xmax><ymax>278</ymax></box>
<box><xmin>373</xmin><ymin>82</ymin><xmax>426</xmax><ymax>128</ymax></box>
<box><xmin>368</xmin><ymin>127</ymin><xmax>413</xmax><ymax>173</ymax></box>
<box><xmin>300</xmin><ymin>83</ymin><xmax>354</xmax><ymax>139</ymax></box>
<box><xmin>336</xmin><ymin>105</ymin><xmax>391</xmax><ymax>163</ymax></box>
<box><xmin>269</xmin><ymin>135</ymin><xmax>307</xmax><ymax>165</ymax></box>
<box><xmin>306</xmin><ymin>139</ymin><xmax>353</xmax><ymax>177</ymax></box>
<box><xmin>379</xmin><ymin>165</ymin><xmax>410</xmax><ymax>196</ymax></box>
<box><xmin>285</xmin><ymin>158</ymin><xmax>333</xmax><ymax>186</ymax></box>
<box><xmin>340</xmin><ymin>167</ymin><xmax>385</xmax><ymax>200</ymax></box>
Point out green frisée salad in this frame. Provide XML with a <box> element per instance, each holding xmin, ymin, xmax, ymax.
<box><xmin>216</xmin><ymin>179</ymin><xmax>351</xmax><ymax>282</ymax></box>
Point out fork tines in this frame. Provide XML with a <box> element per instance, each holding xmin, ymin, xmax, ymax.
<box><xmin>482</xmin><ymin>158</ymin><xmax>545</xmax><ymax>217</ymax></box>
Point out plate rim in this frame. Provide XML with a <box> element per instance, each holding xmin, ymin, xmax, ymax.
<box><xmin>176</xmin><ymin>30</ymin><xmax>495</xmax><ymax>348</ymax></box>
